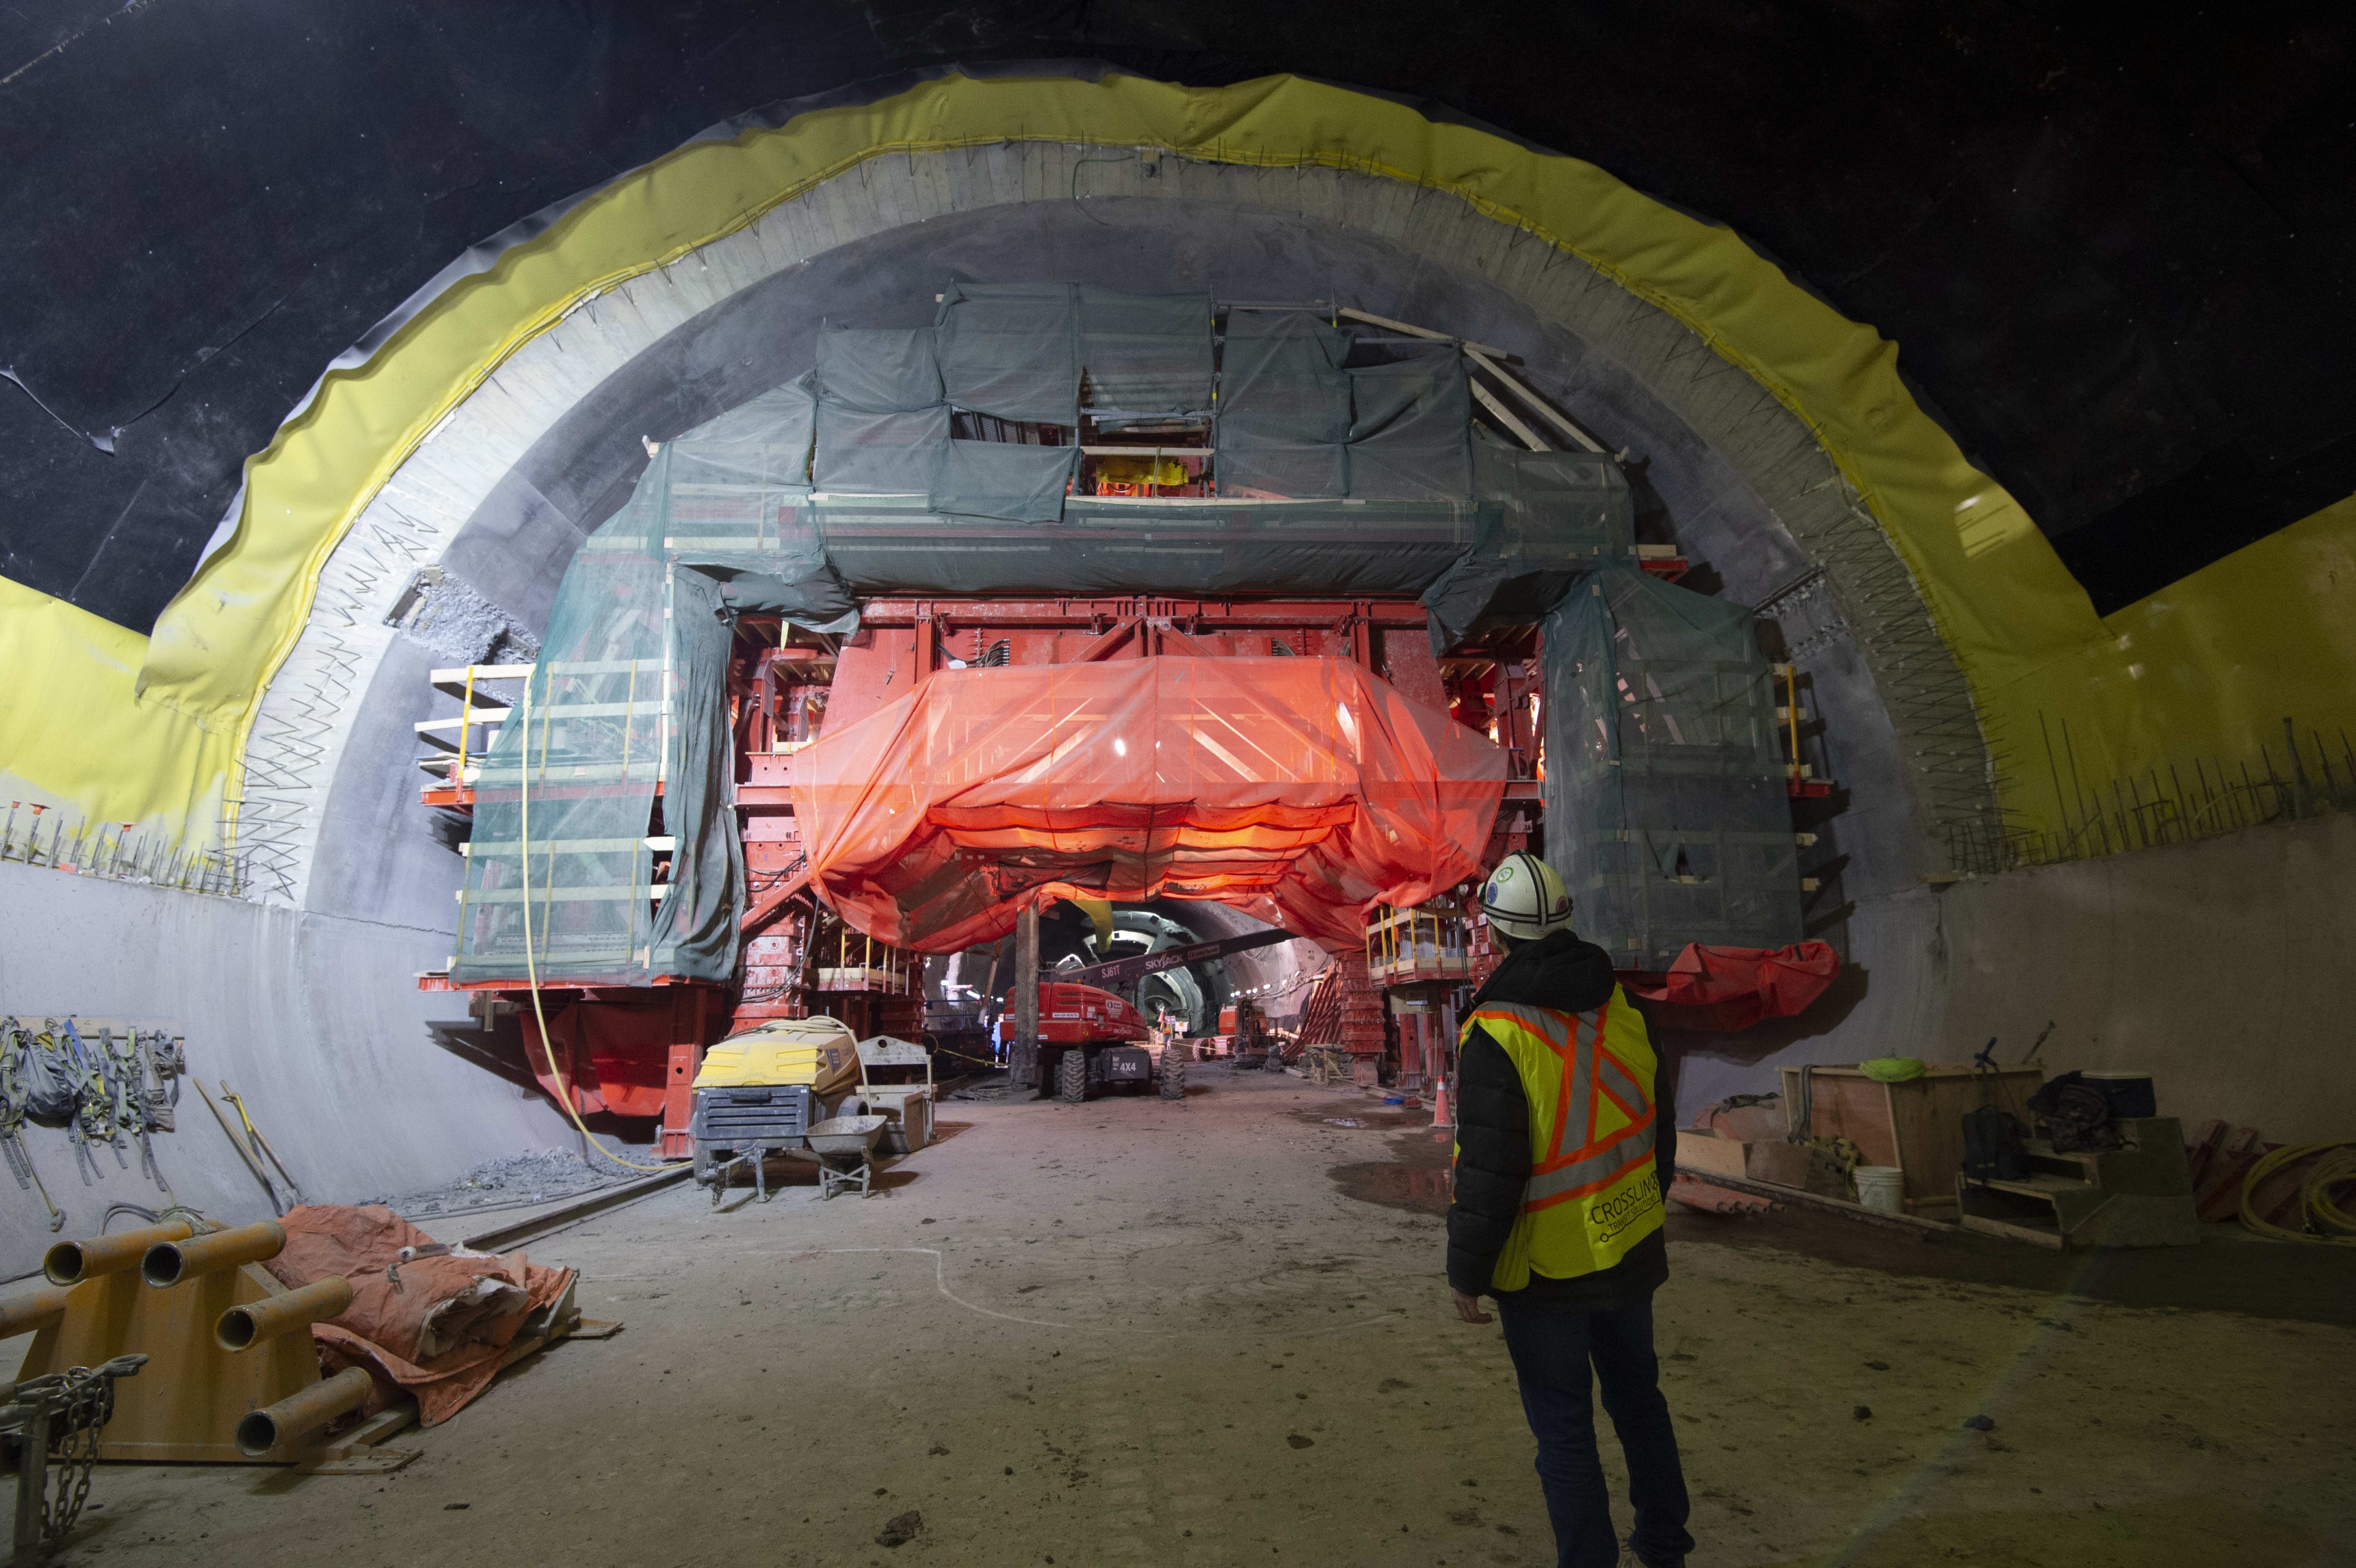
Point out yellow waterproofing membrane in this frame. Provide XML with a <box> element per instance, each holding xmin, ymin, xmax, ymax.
<box><xmin>5</xmin><ymin>69</ymin><xmax>2350</xmax><ymax>856</ymax></box>
<box><xmin>2093</xmin><ymin>494</ymin><xmax>2356</xmax><ymax>777</ymax></box>
<box><xmin>0</xmin><ymin>577</ymin><xmax>228</xmax><ymax>848</ymax></box>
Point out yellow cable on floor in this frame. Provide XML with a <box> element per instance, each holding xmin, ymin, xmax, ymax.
<box><xmin>2238</xmin><ymin>1140</ymin><xmax>2356</xmax><ymax>1245</ymax></box>
<box><xmin>518</xmin><ymin>677</ymin><xmax>669</xmax><ymax>1175</ymax></box>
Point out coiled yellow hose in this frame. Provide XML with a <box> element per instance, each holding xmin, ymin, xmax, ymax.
<box><xmin>2238</xmin><ymin>1140</ymin><xmax>2356</xmax><ymax>1245</ymax></box>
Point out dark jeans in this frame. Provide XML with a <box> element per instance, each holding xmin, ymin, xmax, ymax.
<box><xmin>1495</xmin><ymin>1296</ymin><xmax>1694</xmax><ymax>1568</ymax></box>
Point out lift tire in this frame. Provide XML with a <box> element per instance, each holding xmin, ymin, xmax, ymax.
<box><xmin>1057</xmin><ymin>1050</ymin><xmax>1088</xmax><ymax>1104</ymax></box>
<box><xmin>1158</xmin><ymin>1044</ymin><xmax>1187</xmax><ymax>1101</ymax></box>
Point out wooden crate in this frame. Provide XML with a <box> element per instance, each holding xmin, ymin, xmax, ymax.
<box><xmin>864</xmin><ymin>1085</ymin><xmax>934</xmax><ymax>1153</ymax></box>
<box><xmin>1778</xmin><ymin>1064</ymin><xmax>2044</xmax><ymax>1212</ymax></box>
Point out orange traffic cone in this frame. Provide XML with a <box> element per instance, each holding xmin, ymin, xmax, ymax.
<box><xmin>1430</xmin><ymin>1073</ymin><xmax>1454</xmax><ymax>1131</ymax></box>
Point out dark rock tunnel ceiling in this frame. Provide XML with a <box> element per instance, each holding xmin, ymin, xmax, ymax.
<box><xmin>1</xmin><ymin>2</ymin><xmax>2348</xmax><ymax>632</ymax></box>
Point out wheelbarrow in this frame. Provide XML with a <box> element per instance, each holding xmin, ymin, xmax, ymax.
<box><xmin>786</xmin><ymin>1115</ymin><xmax>888</xmax><ymax>1199</ymax></box>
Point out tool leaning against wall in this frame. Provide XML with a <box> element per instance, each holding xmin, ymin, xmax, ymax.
<box><xmin>0</xmin><ymin>1018</ymin><xmax>201</xmax><ymax>1235</ymax></box>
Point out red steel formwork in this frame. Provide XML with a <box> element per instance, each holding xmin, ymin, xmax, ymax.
<box><xmin>425</xmin><ymin>593</ymin><xmax>1831</xmax><ymax>1143</ymax></box>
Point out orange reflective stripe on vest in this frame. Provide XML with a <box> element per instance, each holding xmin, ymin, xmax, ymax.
<box><xmin>1473</xmin><ymin>999</ymin><xmax>1658</xmax><ymax>1210</ymax></box>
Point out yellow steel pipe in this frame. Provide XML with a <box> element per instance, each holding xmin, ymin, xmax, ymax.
<box><xmin>44</xmin><ymin>1220</ymin><xmax>196</xmax><ymax>1286</ymax></box>
<box><xmin>234</xmin><ymin>1365</ymin><xmax>372</xmax><ymax>1458</ymax></box>
<box><xmin>142</xmin><ymin>1220</ymin><xmax>286</xmax><ymax>1288</ymax></box>
<box><xmin>0</xmin><ymin>1286</ymin><xmax>72</xmax><ymax>1340</ymax></box>
<box><xmin>216</xmin><ymin>1276</ymin><xmax>353</xmax><ymax>1352</ymax></box>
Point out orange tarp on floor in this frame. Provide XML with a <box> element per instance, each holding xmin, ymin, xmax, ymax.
<box><xmin>791</xmin><ymin>657</ymin><xmax>1506</xmax><ymax>951</ymax></box>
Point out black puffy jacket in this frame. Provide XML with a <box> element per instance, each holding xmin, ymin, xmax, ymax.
<box><xmin>1446</xmin><ymin>929</ymin><xmax>1674</xmax><ymax>1307</ymax></box>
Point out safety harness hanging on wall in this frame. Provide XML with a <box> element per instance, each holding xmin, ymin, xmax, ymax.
<box><xmin>0</xmin><ymin>1017</ymin><xmax>183</xmax><ymax>1231</ymax></box>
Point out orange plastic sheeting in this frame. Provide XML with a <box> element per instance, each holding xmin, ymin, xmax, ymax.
<box><xmin>268</xmin><ymin>1204</ymin><xmax>576</xmax><ymax>1428</ymax></box>
<box><xmin>792</xmin><ymin>657</ymin><xmax>1506</xmax><ymax>953</ymax></box>
<box><xmin>1619</xmin><ymin>942</ymin><xmax>1841</xmax><ymax>1032</ymax></box>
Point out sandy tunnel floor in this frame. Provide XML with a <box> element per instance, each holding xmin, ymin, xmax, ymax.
<box><xmin>28</xmin><ymin>1064</ymin><xmax>2355</xmax><ymax>1568</ymax></box>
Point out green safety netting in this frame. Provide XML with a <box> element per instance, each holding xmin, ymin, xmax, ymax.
<box><xmin>812</xmin><ymin>402</ymin><xmax>949</xmax><ymax>498</ymax></box>
<box><xmin>790</xmin><ymin>288</ymin><xmax>1513</xmax><ymax>589</ymax></box>
<box><xmin>1213</xmin><ymin>318</ymin><xmax>1479</xmax><ymax>503</ymax></box>
<box><xmin>1080</xmin><ymin>287</ymin><xmax>1213</xmax><ymax>413</ymax></box>
<box><xmin>1214</xmin><ymin>312</ymin><xmax>1353</xmax><ymax>497</ymax></box>
<box><xmin>1346</xmin><ymin>340</ymin><xmax>1472</xmax><ymax>502</ymax></box>
<box><xmin>932</xmin><ymin>283</ymin><xmax>1217</xmax><ymax>423</ymax></box>
<box><xmin>814</xmin><ymin>325</ymin><xmax>942</xmax><ymax>412</ymax></box>
<box><xmin>452</xmin><ymin>444</ymin><xmax>854</xmax><ymax>988</ymax></box>
<box><xmin>1423</xmin><ymin>432</ymin><xmax>1634</xmax><ymax>649</ymax></box>
<box><xmin>935</xmin><ymin>282</ymin><xmax>1080</xmax><ymax>423</ymax></box>
<box><xmin>657</xmin><ymin>379</ymin><xmax>822</xmax><ymax>565</ymax></box>
<box><xmin>937</xmin><ymin>440</ymin><xmax>1079</xmax><ymax>524</ymax></box>
<box><xmin>1542</xmin><ymin>565</ymin><xmax>1800</xmax><ymax>970</ymax></box>
<box><xmin>810</xmin><ymin>494</ymin><xmax>1469</xmax><ymax>596</ymax></box>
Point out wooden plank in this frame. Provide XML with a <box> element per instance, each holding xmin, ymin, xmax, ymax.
<box><xmin>1333</xmin><ymin>306</ymin><xmax>1511</xmax><ymax>360</ymax></box>
<box><xmin>318</xmin><ymin>1402</ymin><xmax>416</xmax><ymax>1460</ymax></box>
<box><xmin>301</xmin><ymin>1447</ymin><xmax>420</xmax><ymax>1476</ymax></box>
<box><xmin>1462</xmin><ymin>347</ymin><xmax>1607</xmax><ymax>453</ymax></box>
<box><xmin>1468</xmin><ymin>379</ymin><xmax>1549</xmax><ymax>452</ymax></box>
<box><xmin>1957</xmin><ymin>1210</ymin><xmax>2067</xmax><ymax>1250</ymax></box>
<box><xmin>2193</xmin><ymin>1126</ymin><xmax>2266</xmax><ymax>1221</ymax></box>
<box><xmin>1677</xmin><ymin>1136</ymin><xmax>1749</xmax><ymax>1180</ymax></box>
<box><xmin>1675</xmin><ymin>1165</ymin><xmax>1957</xmax><ymax>1236</ymax></box>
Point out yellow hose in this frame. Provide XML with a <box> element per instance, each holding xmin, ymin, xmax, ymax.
<box><xmin>518</xmin><ymin>678</ymin><xmax>669</xmax><ymax>1175</ymax></box>
<box><xmin>2237</xmin><ymin>1140</ymin><xmax>2356</xmax><ymax>1245</ymax></box>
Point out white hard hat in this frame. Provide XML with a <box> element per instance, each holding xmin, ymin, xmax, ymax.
<box><xmin>1479</xmin><ymin>851</ymin><xmax>1572</xmax><ymax>942</ymax></box>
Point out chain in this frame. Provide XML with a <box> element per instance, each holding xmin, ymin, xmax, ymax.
<box><xmin>7</xmin><ymin>1355</ymin><xmax>142</xmax><ymax>1551</ymax></box>
<box><xmin>42</xmin><ymin>1369</ymin><xmax>111</xmax><ymax>1545</ymax></box>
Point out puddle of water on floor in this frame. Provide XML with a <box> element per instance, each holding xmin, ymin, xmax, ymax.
<box><xmin>1329</xmin><ymin>1159</ymin><xmax>1453</xmax><ymax>1213</ymax></box>
<box><xmin>1295</xmin><ymin>1108</ymin><xmax>1433</xmax><ymax>1131</ymax></box>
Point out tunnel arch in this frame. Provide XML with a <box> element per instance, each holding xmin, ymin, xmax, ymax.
<box><xmin>128</xmin><ymin>68</ymin><xmax>2096</xmax><ymax>1149</ymax></box>
<box><xmin>143</xmin><ymin>66</ymin><xmax>2119</xmax><ymax>894</ymax></box>
<box><xmin>215</xmin><ymin>88</ymin><xmax>2019</xmax><ymax>918</ymax></box>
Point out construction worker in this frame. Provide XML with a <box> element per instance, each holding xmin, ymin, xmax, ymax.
<box><xmin>1447</xmin><ymin>851</ymin><xmax>1692</xmax><ymax>1568</ymax></box>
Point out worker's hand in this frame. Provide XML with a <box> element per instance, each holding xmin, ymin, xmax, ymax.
<box><xmin>1450</xmin><ymin>1288</ymin><xmax>1493</xmax><ymax>1324</ymax></box>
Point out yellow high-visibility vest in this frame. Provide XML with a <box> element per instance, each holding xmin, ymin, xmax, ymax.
<box><xmin>1460</xmin><ymin>985</ymin><xmax>1665</xmax><ymax>1289</ymax></box>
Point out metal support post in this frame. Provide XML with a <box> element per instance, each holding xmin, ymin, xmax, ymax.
<box><xmin>658</xmin><ymin>988</ymin><xmax>707</xmax><ymax>1161</ymax></box>
<box><xmin>1011</xmin><ymin>905</ymin><xmax>1041</xmax><ymax>1089</ymax></box>
<box><xmin>12</xmin><ymin>1402</ymin><xmax>47</xmax><ymax>1568</ymax></box>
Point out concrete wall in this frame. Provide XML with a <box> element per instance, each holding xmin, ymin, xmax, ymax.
<box><xmin>1674</xmin><ymin>812</ymin><xmax>2356</xmax><ymax>1143</ymax></box>
<box><xmin>0</xmin><ymin>863</ymin><xmax>569</xmax><ymax>1280</ymax></box>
